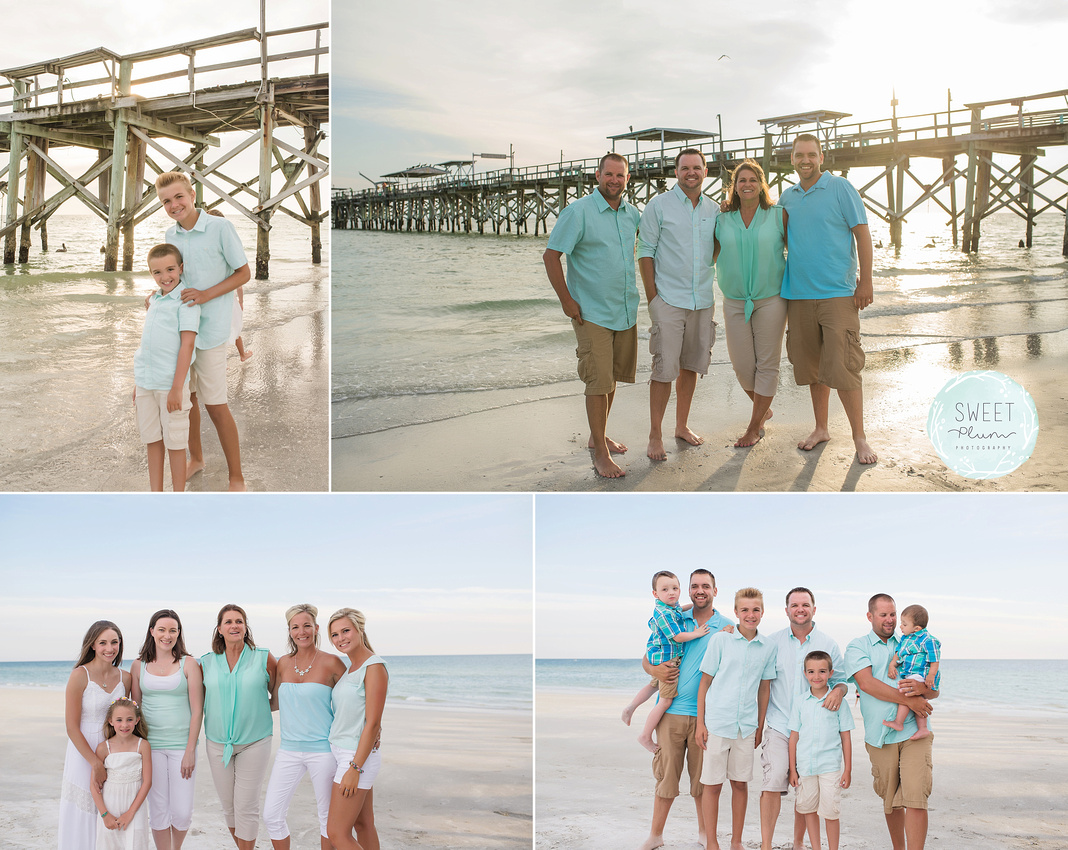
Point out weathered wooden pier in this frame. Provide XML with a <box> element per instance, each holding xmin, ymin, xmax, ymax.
<box><xmin>334</xmin><ymin>88</ymin><xmax>1068</xmax><ymax>255</ymax></box>
<box><xmin>1</xmin><ymin>5</ymin><xmax>328</xmax><ymax>277</ymax></box>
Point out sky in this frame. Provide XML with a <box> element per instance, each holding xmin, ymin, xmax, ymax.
<box><xmin>1</xmin><ymin>0</ymin><xmax>329</xmax><ymax>213</ymax></box>
<box><xmin>336</xmin><ymin>0</ymin><xmax>1067</xmax><ymax>187</ymax></box>
<box><xmin>535</xmin><ymin>493</ymin><xmax>1068</xmax><ymax>660</ymax></box>
<box><xmin>0</xmin><ymin>494</ymin><xmax>532</xmax><ymax>661</ymax></box>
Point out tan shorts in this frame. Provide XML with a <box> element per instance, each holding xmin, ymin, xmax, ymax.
<box><xmin>572</xmin><ymin>320</ymin><xmax>637</xmax><ymax>396</ymax></box>
<box><xmin>785</xmin><ymin>297</ymin><xmax>864</xmax><ymax>391</ymax></box>
<box><xmin>648</xmin><ymin>657</ymin><xmax>680</xmax><ymax>700</ymax></box>
<box><xmin>189</xmin><ymin>342</ymin><xmax>228</xmax><ymax>405</ymax></box>
<box><xmin>759</xmin><ymin>727</ymin><xmax>790</xmax><ymax>794</ymax></box>
<box><xmin>795</xmin><ymin>770</ymin><xmax>842</xmax><ymax>819</ymax></box>
<box><xmin>648</xmin><ymin>295</ymin><xmax>716</xmax><ymax>383</ymax></box>
<box><xmin>865</xmin><ymin>733</ymin><xmax>933</xmax><ymax>814</ymax></box>
<box><xmin>652</xmin><ymin>713</ymin><xmax>704</xmax><ymax>799</ymax></box>
<box><xmin>135</xmin><ymin>385</ymin><xmax>191</xmax><ymax>450</ymax></box>
<box><xmin>699</xmin><ymin>731</ymin><xmax>755</xmax><ymax>786</ymax></box>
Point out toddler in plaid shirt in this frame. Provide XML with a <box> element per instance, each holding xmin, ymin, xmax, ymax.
<box><xmin>883</xmin><ymin>604</ymin><xmax>940</xmax><ymax>740</ymax></box>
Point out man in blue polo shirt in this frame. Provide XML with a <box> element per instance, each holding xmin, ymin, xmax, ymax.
<box><xmin>544</xmin><ymin>153</ymin><xmax>641</xmax><ymax>478</ymax></box>
<box><xmin>638</xmin><ymin>148</ymin><xmax>718</xmax><ymax>461</ymax></box>
<box><xmin>779</xmin><ymin>134</ymin><xmax>877</xmax><ymax>464</ymax></box>
<box><xmin>640</xmin><ymin>569</ymin><xmax>733</xmax><ymax>850</ymax></box>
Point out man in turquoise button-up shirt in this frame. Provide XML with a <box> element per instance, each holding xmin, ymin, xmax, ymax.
<box><xmin>845</xmin><ymin>594</ymin><xmax>937</xmax><ymax>850</ymax></box>
<box><xmin>638</xmin><ymin>149</ymin><xmax>718</xmax><ymax>461</ymax></box>
<box><xmin>544</xmin><ymin>153</ymin><xmax>640</xmax><ymax>478</ymax></box>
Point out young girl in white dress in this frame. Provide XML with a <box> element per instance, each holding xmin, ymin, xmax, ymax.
<box><xmin>91</xmin><ymin>697</ymin><xmax>153</xmax><ymax>850</ymax></box>
<box><xmin>60</xmin><ymin>621</ymin><xmax>132</xmax><ymax>850</ymax></box>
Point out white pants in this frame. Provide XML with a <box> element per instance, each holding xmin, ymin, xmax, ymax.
<box><xmin>148</xmin><ymin>748</ymin><xmax>196</xmax><ymax>831</ymax></box>
<box><xmin>262</xmin><ymin>749</ymin><xmax>336</xmax><ymax>839</ymax></box>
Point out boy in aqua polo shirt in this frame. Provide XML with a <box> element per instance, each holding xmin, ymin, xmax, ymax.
<box><xmin>134</xmin><ymin>243</ymin><xmax>200</xmax><ymax>491</ymax></box>
<box><xmin>789</xmin><ymin>650</ymin><xmax>854</xmax><ymax>850</ymax></box>
<box><xmin>696</xmin><ymin>587</ymin><xmax>777</xmax><ymax>850</ymax></box>
<box><xmin>155</xmin><ymin>171</ymin><xmax>251</xmax><ymax>491</ymax></box>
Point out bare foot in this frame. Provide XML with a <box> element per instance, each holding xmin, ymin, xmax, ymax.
<box><xmin>593</xmin><ymin>453</ymin><xmax>626</xmax><ymax>479</ymax></box>
<box><xmin>186</xmin><ymin>458</ymin><xmax>205</xmax><ymax>477</ymax></box>
<box><xmin>637</xmin><ymin>732</ymin><xmax>659</xmax><ymax>753</ymax></box>
<box><xmin>729</xmin><ymin>841</ymin><xmax>745</xmax><ymax>850</ymax></box>
<box><xmin>647</xmin><ymin>438</ymin><xmax>667</xmax><ymax>461</ymax></box>
<box><xmin>854</xmin><ymin>437</ymin><xmax>878</xmax><ymax>464</ymax></box>
<box><xmin>675</xmin><ymin>426</ymin><xmax>703</xmax><ymax>446</ymax></box>
<box><xmin>706</xmin><ymin>838</ymin><xmax>722</xmax><ymax>850</ymax></box>
<box><xmin>228</xmin><ymin>479</ymin><xmax>247</xmax><ymax>492</ymax></box>
<box><xmin>798</xmin><ymin>427</ymin><xmax>830</xmax><ymax>451</ymax></box>
<box><xmin>637</xmin><ymin>834</ymin><xmax>665</xmax><ymax>850</ymax></box>
<box><xmin>590</xmin><ymin>435</ymin><xmax>628</xmax><ymax>454</ymax></box>
<box><xmin>882</xmin><ymin>719</ymin><xmax>904</xmax><ymax>732</ymax></box>
<box><xmin>763</xmin><ymin>408</ymin><xmax>774</xmax><ymax>424</ymax></box>
<box><xmin>622</xmin><ymin>705</ymin><xmax>637</xmax><ymax>726</ymax></box>
<box><xmin>910</xmin><ymin>728</ymin><xmax>931</xmax><ymax>740</ymax></box>
<box><xmin>239</xmin><ymin>349</ymin><xmax>254</xmax><ymax>362</ymax></box>
<box><xmin>734</xmin><ymin>427</ymin><xmax>763</xmax><ymax>448</ymax></box>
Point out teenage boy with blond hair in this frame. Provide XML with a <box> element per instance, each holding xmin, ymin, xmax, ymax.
<box><xmin>696</xmin><ymin>588</ymin><xmax>777</xmax><ymax>850</ymax></box>
<box><xmin>154</xmin><ymin>171</ymin><xmax>251</xmax><ymax>490</ymax></box>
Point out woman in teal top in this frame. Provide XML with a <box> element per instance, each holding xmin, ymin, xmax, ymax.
<box><xmin>263</xmin><ymin>604</ymin><xmax>346</xmax><ymax>850</ymax></box>
<box><xmin>325</xmin><ymin>608</ymin><xmax>388</xmax><ymax>850</ymax></box>
<box><xmin>130</xmin><ymin>609</ymin><xmax>203</xmax><ymax>850</ymax></box>
<box><xmin>200</xmin><ymin>604</ymin><xmax>277</xmax><ymax>850</ymax></box>
<box><xmin>714</xmin><ymin>159</ymin><xmax>789</xmax><ymax>448</ymax></box>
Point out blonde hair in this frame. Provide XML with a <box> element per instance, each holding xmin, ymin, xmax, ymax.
<box><xmin>285</xmin><ymin>604</ymin><xmax>320</xmax><ymax>654</ymax></box>
<box><xmin>155</xmin><ymin>171</ymin><xmax>194</xmax><ymax>193</ymax></box>
<box><xmin>328</xmin><ymin>608</ymin><xmax>375</xmax><ymax>653</ymax></box>
<box><xmin>734</xmin><ymin>587</ymin><xmax>764</xmax><ymax>607</ymax></box>
<box><xmin>102</xmin><ymin>697</ymin><xmax>149</xmax><ymax>741</ymax></box>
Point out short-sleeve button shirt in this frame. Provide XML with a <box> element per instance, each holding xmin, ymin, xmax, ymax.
<box><xmin>665</xmin><ymin>608</ymin><xmax>734</xmax><ymax>718</ymax></box>
<box><xmin>845</xmin><ymin>630</ymin><xmax>931</xmax><ymax>746</ymax></box>
<box><xmin>637</xmin><ymin>184</ymin><xmax>718</xmax><ymax>311</ymax></box>
<box><xmin>765</xmin><ymin>624</ymin><xmax>849</xmax><ymax>737</ymax></box>
<box><xmin>789</xmin><ymin>689</ymin><xmax>855</xmax><ymax>776</ymax></box>
<box><xmin>134</xmin><ymin>284</ymin><xmax>200</xmax><ymax>390</ymax></box>
<box><xmin>699</xmin><ymin>629</ymin><xmax>777</xmax><ymax>739</ymax></box>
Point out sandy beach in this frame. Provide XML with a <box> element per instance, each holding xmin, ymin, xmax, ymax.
<box><xmin>535</xmin><ymin>690</ymin><xmax>1068</xmax><ymax>850</ymax></box>
<box><xmin>0</xmin><ymin>687</ymin><xmax>531</xmax><ymax>849</ymax></box>
<box><xmin>333</xmin><ymin>328</ymin><xmax>1067</xmax><ymax>492</ymax></box>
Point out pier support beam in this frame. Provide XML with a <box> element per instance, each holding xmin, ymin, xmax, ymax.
<box><xmin>3</xmin><ymin>81</ymin><xmax>27</xmax><ymax>264</ymax></box>
<box><xmin>255</xmin><ymin>95</ymin><xmax>274</xmax><ymax>280</ymax></box>
<box><xmin>305</xmin><ymin>124</ymin><xmax>322</xmax><ymax>264</ymax></box>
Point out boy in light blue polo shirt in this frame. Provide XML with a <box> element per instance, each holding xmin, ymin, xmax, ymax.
<box><xmin>134</xmin><ymin>243</ymin><xmax>200</xmax><ymax>492</ymax></box>
<box><xmin>696</xmin><ymin>587</ymin><xmax>777</xmax><ymax>850</ymax></box>
<box><xmin>883</xmin><ymin>604</ymin><xmax>940</xmax><ymax>740</ymax></box>
<box><xmin>155</xmin><ymin>171</ymin><xmax>251</xmax><ymax>491</ymax></box>
<box><xmin>789</xmin><ymin>650</ymin><xmax>854</xmax><ymax>850</ymax></box>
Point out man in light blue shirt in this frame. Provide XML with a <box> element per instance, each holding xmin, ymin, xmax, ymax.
<box><xmin>759</xmin><ymin>587</ymin><xmax>848</xmax><ymax>850</ymax></box>
<box><xmin>845</xmin><ymin>594</ymin><xmax>937</xmax><ymax>850</ymax></box>
<box><xmin>637</xmin><ymin>149</ymin><xmax>718</xmax><ymax>461</ymax></box>
<box><xmin>779</xmin><ymin>134</ymin><xmax>877</xmax><ymax>465</ymax></box>
<box><xmin>544</xmin><ymin>153</ymin><xmax>640</xmax><ymax>479</ymax></box>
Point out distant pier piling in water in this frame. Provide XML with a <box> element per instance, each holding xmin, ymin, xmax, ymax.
<box><xmin>1</xmin><ymin>10</ymin><xmax>329</xmax><ymax>277</ymax></box>
<box><xmin>334</xmin><ymin>88</ymin><xmax>1068</xmax><ymax>256</ymax></box>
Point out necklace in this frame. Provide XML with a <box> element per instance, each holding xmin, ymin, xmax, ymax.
<box><xmin>294</xmin><ymin>655</ymin><xmax>315</xmax><ymax>678</ymax></box>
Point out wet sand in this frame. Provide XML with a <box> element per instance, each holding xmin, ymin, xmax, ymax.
<box><xmin>536</xmin><ymin>690</ymin><xmax>1068</xmax><ymax>850</ymax></box>
<box><xmin>333</xmin><ymin>328</ymin><xmax>1067</xmax><ymax>492</ymax></box>
<box><xmin>0</xmin><ymin>687</ymin><xmax>532</xmax><ymax>849</ymax></box>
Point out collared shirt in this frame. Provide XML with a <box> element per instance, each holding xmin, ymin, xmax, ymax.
<box><xmin>665</xmin><ymin>608</ymin><xmax>734</xmax><ymax>718</ymax></box>
<box><xmin>134</xmin><ymin>284</ymin><xmax>200</xmax><ymax>391</ymax></box>
<box><xmin>789</xmin><ymin>689</ymin><xmax>855</xmax><ymax>777</ymax></box>
<box><xmin>647</xmin><ymin>599</ymin><xmax>687</xmax><ymax>665</ymax></box>
<box><xmin>637</xmin><ymin>184</ymin><xmax>717</xmax><ymax>311</ymax></box>
<box><xmin>201</xmin><ymin>646</ymin><xmax>273</xmax><ymax>765</ymax></box>
<box><xmin>166</xmin><ymin>211</ymin><xmax>248</xmax><ymax>349</ymax></box>
<box><xmin>895</xmin><ymin>629</ymin><xmax>941</xmax><ymax>687</ymax></box>
<box><xmin>699</xmin><ymin>629</ymin><xmax>777</xmax><ymax>738</ymax></box>
<box><xmin>546</xmin><ymin>188</ymin><xmax>640</xmax><ymax>331</ymax></box>
<box><xmin>845</xmin><ymin>630</ymin><xmax>932</xmax><ymax>747</ymax></box>
<box><xmin>765</xmin><ymin>623</ymin><xmax>849</xmax><ymax>736</ymax></box>
<box><xmin>778</xmin><ymin>171</ymin><xmax>867</xmax><ymax>300</ymax></box>
<box><xmin>714</xmin><ymin>205</ymin><xmax>786</xmax><ymax>321</ymax></box>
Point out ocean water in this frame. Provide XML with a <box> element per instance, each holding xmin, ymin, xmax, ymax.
<box><xmin>535</xmin><ymin>657</ymin><xmax>1068</xmax><ymax>717</ymax></box>
<box><xmin>332</xmin><ymin>208</ymin><xmax>1068</xmax><ymax>438</ymax></box>
<box><xmin>0</xmin><ymin>653</ymin><xmax>532</xmax><ymax>714</ymax></box>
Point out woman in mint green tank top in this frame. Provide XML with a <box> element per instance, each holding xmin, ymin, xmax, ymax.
<box><xmin>714</xmin><ymin>159</ymin><xmax>789</xmax><ymax>448</ymax></box>
<box><xmin>325</xmin><ymin>608</ymin><xmax>388</xmax><ymax>850</ymax></box>
<box><xmin>130</xmin><ymin>609</ymin><xmax>203</xmax><ymax>850</ymax></box>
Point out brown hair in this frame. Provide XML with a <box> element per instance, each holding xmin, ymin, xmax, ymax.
<box><xmin>792</xmin><ymin>133</ymin><xmax>823</xmax><ymax>155</ymax></box>
<box><xmin>726</xmin><ymin>159</ymin><xmax>774</xmax><ymax>211</ymax></box>
<box><xmin>651</xmin><ymin>570</ymin><xmax>679</xmax><ymax>591</ymax></box>
<box><xmin>102</xmin><ymin>697</ymin><xmax>149</xmax><ymax>741</ymax></box>
<box><xmin>137</xmin><ymin>609</ymin><xmax>189</xmax><ymax>664</ymax></box>
<box><xmin>868</xmin><ymin>593</ymin><xmax>895</xmax><ymax>614</ymax></box>
<box><xmin>598</xmin><ymin>152</ymin><xmax>629</xmax><ymax>172</ymax></box>
<box><xmin>147</xmin><ymin>243</ymin><xmax>182</xmax><ymax>266</ymax></box>
<box><xmin>674</xmin><ymin>147</ymin><xmax>707</xmax><ymax>169</ymax></box>
<box><xmin>211</xmin><ymin>604</ymin><xmax>257</xmax><ymax>655</ymax></box>
<box><xmin>786</xmin><ymin>587</ymin><xmax>815</xmax><ymax>606</ymax></box>
<box><xmin>804</xmin><ymin>650</ymin><xmax>832</xmax><ymax>668</ymax></box>
<box><xmin>74</xmin><ymin>621</ymin><xmax>124</xmax><ymax>669</ymax></box>
<box><xmin>900</xmin><ymin>604</ymin><xmax>929</xmax><ymax>629</ymax></box>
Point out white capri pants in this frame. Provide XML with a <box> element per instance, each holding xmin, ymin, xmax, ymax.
<box><xmin>148</xmin><ymin>749</ymin><xmax>197</xmax><ymax>831</ymax></box>
<box><xmin>722</xmin><ymin>294</ymin><xmax>788</xmax><ymax>397</ymax></box>
<box><xmin>262</xmin><ymin>749</ymin><xmax>336</xmax><ymax>840</ymax></box>
<box><xmin>205</xmin><ymin>737</ymin><xmax>272</xmax><ymax>841</ymax></box>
